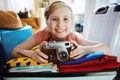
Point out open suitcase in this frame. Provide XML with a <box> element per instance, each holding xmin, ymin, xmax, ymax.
<box><xmin>1</xmin><ymin>53</ymin><xmax>120</xmax><ymax>80</ymax></box>
<box><xmin>1</xmin><ymin>67</ymin><xmax>119</xmax><ymax>80</ymax></box>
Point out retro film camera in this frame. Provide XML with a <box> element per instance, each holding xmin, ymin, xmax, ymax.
<box><xmin>41</xmin><ymin>41</ymin><xmax>71</xmax><ymax>62</ymax></box>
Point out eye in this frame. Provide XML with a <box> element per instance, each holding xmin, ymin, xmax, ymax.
<box><xmin>52</xmin><ymin>18</ymin><xmax>57</xmax><ymax>21</ymax></box>
<box><xmin>64</xmin><ymin>18</ymin><xmax>68</xmax><ymax>21</ymax></box>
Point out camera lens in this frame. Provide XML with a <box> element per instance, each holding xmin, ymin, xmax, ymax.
<box><xmin>58</xmin><ymin>51</ymin><xmax>69</xmax><ymax>62</ymax></box>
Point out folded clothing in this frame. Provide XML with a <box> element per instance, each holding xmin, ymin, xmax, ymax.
<box><xmin>59</xmin><ymin>61</ymin><xmax>120</xmax><ymax>73</ymax></box>
<box><xmin>58</xmin><ymin>55</ymin><xmax>120</xmax><ymax>73</ymax></box>
<box><xmin>58</xmin><ymin>52</ymin><xmax>104</xmax><ymax>64</ymax></box>
<box><xmin>3</xmin><ymin>57</ymin><xmax>53</xmax><ymax>73</ymax></box>
<box><xmin>0</xmin><ymin>26</ymin><xmax>32</xmax><ymax>62</ymax></box>
<box><xmin>5</xmin><ymin>57</ymin><xmax>53</xmax><ymax>69</ymax></box>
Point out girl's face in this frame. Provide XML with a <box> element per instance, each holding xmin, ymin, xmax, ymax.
<box><xmin>46</xmin><ymin>7</ymin><xmax>73</xmax><ymax>39</ymax></box>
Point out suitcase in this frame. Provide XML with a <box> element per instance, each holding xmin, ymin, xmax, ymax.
<box><xmin>1</xmin><ymin>68</ymin><xmax>117</xmax><ymax>80</ymax></box>
<box><xmin>1</xmin><ymin>56</ymin><xmax>119</xmax><ymax>80</ymax></box>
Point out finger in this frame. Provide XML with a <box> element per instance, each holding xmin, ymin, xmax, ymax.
<box><xmin>32</xmin><ymin>52</ymin><xmax>48</xmax><ymax>63</ymax></box>
<box><xmin>69</xmin><ymin>40</ymin><xmax>79</xmax><ymax>47</ymax></box>
<box><xmin>69</xmin><ymin>40</ymin><xmax>79</xmax><ymax>50</ymax></box>
<box><xmin>35</xmin><ymin>49</ymin><xmax>48</xmax><ymax>59</ymax></box>
<box><xmin>71</xmin><ymin>45</ymin><xmax>76</xmax><ymax>50</ymax></box>
<box><xmin>70</xmin><ymin>47</ymin><xmax>84</xmax><ymax>57</ymax></box>
<box><xmin>35</xmin><ymin>54</ymin><xmax>48</xmax><ymax>63</ymax></box>
<box><xmin>39</xmin><ymin>41</ymin><xmax>48</xmax><ymax>50</ymax></box>
<box><xmin>73</xmin><ymin>53</ymin><xmax>85</xmax><ymax>59</ymax></box>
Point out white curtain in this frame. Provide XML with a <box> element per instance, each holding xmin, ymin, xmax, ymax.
<box><xmin>0</xmin><ymin>0</ymin><xmax>7</xmax><ymax>10</ymax></box>
<box><xmin>83</xmin><ymin>0</ymin><xmax>96</xmax><ymax>38</ymax></box>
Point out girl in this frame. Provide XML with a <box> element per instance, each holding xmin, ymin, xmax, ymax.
<box><xmin>12</xmin><ymin>1</ymin><xmax>109</xmax><ymax>63</ymax></box>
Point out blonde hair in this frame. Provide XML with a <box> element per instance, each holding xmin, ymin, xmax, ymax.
<box><xmin>44</xmin><ymin>1</ymin><xmax>73</xmax><ymax>20</ymax></box>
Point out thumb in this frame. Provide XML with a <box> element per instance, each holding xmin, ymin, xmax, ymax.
<box><xmin>69</xmin><ymin>40</ymin><xmax>79</xmax><ymax>47</ymax></box>
<box><xmin>69</xmin><ymin>40</ymin><xmax>79</xmax><ymax>50</ymax></box>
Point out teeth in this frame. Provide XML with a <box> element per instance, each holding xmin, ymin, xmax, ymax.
<box><xmin>56</xmin><ymin>29</ymin><xmax>64</xmax><ymax>33</ymax></box>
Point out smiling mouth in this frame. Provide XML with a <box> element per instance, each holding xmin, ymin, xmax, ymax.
<box><xmin>55</xmin><ymin>29</ymin><xmax>65</xmax><ymax>33</ymax></box>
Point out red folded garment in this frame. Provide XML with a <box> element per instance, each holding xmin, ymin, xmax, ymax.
<box><xmin>58</xmin><ymin>55</ymin><xmax>120</xmax><ymax>72</ymax></box>
<box><xmin>59</xmin><ymin>61</ymin><xmax>120</xmax><ymax>72</ymax></box>
<box><xmin>58</xmin><ymin>55</ymin><xmax>117</xmax><ymax>68</ymax></box>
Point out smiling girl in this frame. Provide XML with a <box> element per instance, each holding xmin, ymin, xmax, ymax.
<box><xmin>12</xmin><ymin>1</ymin><xmax>109</xmax><ymax>63</ymax></box>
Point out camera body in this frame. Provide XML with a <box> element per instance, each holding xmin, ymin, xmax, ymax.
<box><xmin>41</xmin><ymin>41</ymin><xmax>71</xmax><ymax>63</ymax></box>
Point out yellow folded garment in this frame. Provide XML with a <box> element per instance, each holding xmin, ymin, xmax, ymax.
<box><xmin>6</xmin><ymin>57</ymin><xmax>53</xmax><ymax>68</ymax></box>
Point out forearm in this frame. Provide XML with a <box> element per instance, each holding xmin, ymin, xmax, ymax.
<box><xmin>11</xmin><ymin>47</ymin><xmax>35</xmax><ymax>58</ymax></box>
<box><xmin>83</xmin><ymin>43</ymin><xmax>109</xmax><ymax>54</ymax></box>
<box><xmin>70</xmin><ymin>39</ymin><xmax>109</xmax><ymax>59</ymax></box>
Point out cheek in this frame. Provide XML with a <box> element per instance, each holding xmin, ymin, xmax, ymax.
<box><xmin>67</xmin><ymin>22</ymin><xmax>73</xmax><ymax>30</ymax></box>
<box><xmin>47</xmin><ymin>20</ymin><xmax>55</xmax><ymax>27</ymax></box>
<box><xmin>47</xmin><ymin>22</ymin><xmax>55</xmax><ymax>32</ymax></box>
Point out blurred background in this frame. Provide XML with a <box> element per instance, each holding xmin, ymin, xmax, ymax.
<box><xmin>0</xmin><ymin>0</ymin><xmax>120</xmax><ymax>60</ymax></box>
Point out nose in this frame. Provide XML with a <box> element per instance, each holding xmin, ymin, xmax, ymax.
<box><xmin>57</xmin><ymin>19</ymin><xmax>64</xmax><ymax>28</ymax></box>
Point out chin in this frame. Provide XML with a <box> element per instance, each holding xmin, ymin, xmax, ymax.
<box><xmin>56</xmin><ymin>35</ymin><xmax>66</xmax><ymax>39</ymax></box>
<box><xmin>53</xmin><ymin>32</ymin><xmax>69</xmax><ymax>40</ymax></box>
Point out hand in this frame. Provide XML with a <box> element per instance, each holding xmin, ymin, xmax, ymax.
<box><xmin>31</xmin><ymin>41</ymin><xmax>48</xmax><ymax>63</ymax></box>
<box><xmin>70</xmin><ymin>40</ymin><xmax>88</xmax><ymax>59</ymax></box>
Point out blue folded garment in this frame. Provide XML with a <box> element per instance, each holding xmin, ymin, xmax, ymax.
<box><xmin>0</xmin><ymin>25</ymin><xmax>32</xmax><ymax>62</ymax></box>
<box><xmin>58</xmin><ymin>52</ymin><xmax>104</xmax><ymax>64</ymax></box>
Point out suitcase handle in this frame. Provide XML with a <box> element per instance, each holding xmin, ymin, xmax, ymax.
<box><xmin>96</xmin><ymin>6</ymin><xmax>109</xmax><ymax>14</ymax></box>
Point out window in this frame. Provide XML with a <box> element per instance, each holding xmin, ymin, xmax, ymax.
<box><xmin>109</xmin><ymin>0</ymin><xmax>118</xmax><ymax>3</ymax></box>
<box><xmin>0</xmin><ymin>0</ymin><xmax>34</xmax><ymax>13</ymax></box>
<box><xmin>59</xmin><ymin>0</ymin><xmax>86</xmax><ymax>14</ymax></box>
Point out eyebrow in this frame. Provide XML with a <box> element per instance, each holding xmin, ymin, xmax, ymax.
<box><xmin>50</xmin><ymin>15</ymin><xmax>70</xmax><ymax>18</ymax></box>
